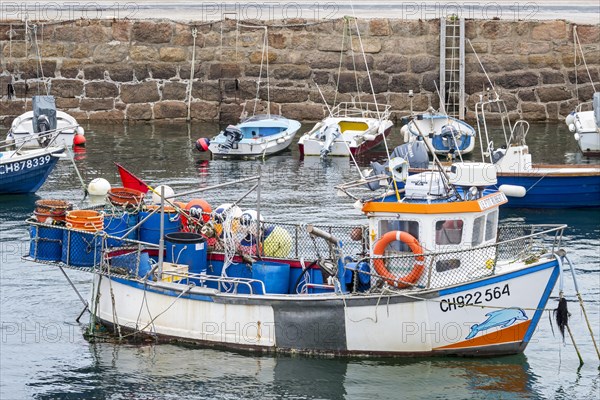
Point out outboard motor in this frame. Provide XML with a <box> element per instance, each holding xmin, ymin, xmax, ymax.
<box><xmin>32</xmin><ymin>96</ymin><xmax>57</xmax><ymax>133</ymax></box>
<box><xmin>365</xmin><ymin>142</ymin><xmax>429</xmax><ymax>191</ymax></box>
<box><xmin>320</xmin><ymin>124</ymin><xmax>341</xmax><ymax>158</ymax></box>
<box><xmin>440</xmin><ymin>125</ymin><xmax>462</xmax><ymax>150</ymax></box>
<box><xmin>391</xmin><ymin>141</ymin><xmax>429</xmax><ymax>169</ymax></box>
<box><xmin>36</xmin><ymin>115</ymin><xmax>52</xmax><ymax>147</ymax></box>
<box><xmin>219</xmin><ymin>125</ymin><xmax>243</xmax><ymax>150</ymax></box>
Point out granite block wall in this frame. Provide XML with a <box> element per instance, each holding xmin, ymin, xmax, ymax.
<box><xmin>0</xmin><ymin>18</ymin><xmax>598</xmax><ymax>123</ymax></box>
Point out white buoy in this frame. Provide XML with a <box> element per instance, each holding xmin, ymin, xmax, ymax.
<box><xmin>239</xmin><ymin>209</ymin><xmax>262</xmax><ymax>226</ymax></box>
<box><xmin>213</xmin><ymin>203</ymin><xmax>242</xmax><ymax>223</ymax></box>
<box><xmin>152</xmin><ymin>185</ymin><xmax>175</xmax><ymax>204</ymax></box>
<box><xmin>499</xmin><ymin>184</ymin><xmax>527</xmax><ymax>198</ymax></box>
<box><xmin>87</xmin><ymin>178</ymin><xmax>111</xmax><ymax>196</ymax></box>
<box><xmin>565</xmin><ymin>113</ymin><xmax>575</xmax><ymax>127</ymax></box>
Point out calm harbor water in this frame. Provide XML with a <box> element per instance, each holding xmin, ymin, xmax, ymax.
<box><xmin>1</xmin><ymin>121</ymin><xmax>599</xmax><ymax>399</ymax></box>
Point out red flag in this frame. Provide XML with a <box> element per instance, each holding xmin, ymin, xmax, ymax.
<box><xmin>114</xmin><ymin>162</ymin><xmax>149</xmax><ymax>194</ymax></box>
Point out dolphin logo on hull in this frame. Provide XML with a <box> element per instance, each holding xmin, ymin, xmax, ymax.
<box><xmin>466</xmin><ymin>308</ymin><xmax>528</xmax><ymax>340</ymax></box>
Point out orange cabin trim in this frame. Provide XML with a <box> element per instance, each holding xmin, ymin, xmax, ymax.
<box><xmin>435</xmin><ymin>320</ymin><xmax>531</xmax><ymax>350</ymax></box>
<box><xmin>362</xmin><ymin>192</ymin><xmax>507</xmax><ymax>214</ymax></box>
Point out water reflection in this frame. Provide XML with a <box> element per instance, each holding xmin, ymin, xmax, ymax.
<box><xmin>30</xmin><ymin>343</ymin><xmax>541</xmax><ymax>400</ymax></box>
<box><xmin>0</xmin><ymin>121</ymin><xmax>597</xmax><ymax>400</ymax></box>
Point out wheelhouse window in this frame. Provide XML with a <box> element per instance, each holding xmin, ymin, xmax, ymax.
<box><xmin>435</xmin><ymin>219</ymin><xmax>464</xmax><ymax>245</ymax></box>
<box><xmin>378</xmin><ymin>220</ymin><xmax>419</xmax><ymax>253</ymax></box>
<box><xmin>472</xmin><ymin>215</ymin><xmax>485</xmax><ymax>246</ymax></box>
<box><xmin>485</xmin><ymin>210</ymin><xmax>499</xmax><ymax>242</ymax></box>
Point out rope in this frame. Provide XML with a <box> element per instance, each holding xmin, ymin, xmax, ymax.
<box><xmin>573</xmin><ymin>25</ymin><xmax>597</xmax><ymax>95</ymax></box>
<box><xmin>237</xmin><ymin>23</ymin><xmax>269</xmax><ymax>117</ymax></box>
<box><xmin>186</xmin><ymin>27</ymin><xmax>198</xmax><ymax>121</ymax></box>
<box><xmin>468</xmin><ymin>39</ymin><xmax>497</xmax><ymax>96</ymax></box>
<box><xmin>121</xmin><ymin>285</ymin><xmax>194</xmax><ymax>340</ymax></box>
<box><xmin>106</xmin><ymin>262</ymin><xmax>123</xmax><ymax>340</ymax></box>
<box><xmin>351</xmin><ymin>14</ymin><xmax>379</xmax><ymax>116</ymax></box>
<box><xmin>333</xmin><ymin>22</ymin><xmax>346</xmax><ymax>108</ymax></box>
<box><xmin>346</xmin><ymin>19</ymin><xmax>361</xmax><ymax>105</ymax></box>
<box><xmin>563</xmin><ymin>254</ymin><xmax>600</xmax><ymax>361</ymax></box>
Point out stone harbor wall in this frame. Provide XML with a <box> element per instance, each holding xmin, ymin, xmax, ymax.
<box><xmin>0</xmin><ymin>18</ymin><xmax>598</xmax><ymax>124</ymax></box>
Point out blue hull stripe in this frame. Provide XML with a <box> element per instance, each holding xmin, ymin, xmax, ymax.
<box><xmin>497</xmin><ymin>175</ymin><xmax>600</xmax><ymax>208</ymax></box>
<box><xmin>111</xmin><ymin>276</ymin><xmax>214</xmax><ymax>302</ymax></box>
<box><xmin>439</xmin><ymin>260</ymin><xmax>559</xmax><ymax>296</ymax></box>
<box><xmin>523</xmin><ymin>263</ymin><xmax>560</xmax><ymax>343</ymax></box>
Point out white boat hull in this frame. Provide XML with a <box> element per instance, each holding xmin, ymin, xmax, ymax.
<box><xmin>404</xmin><ymin>113</ymin><xmax>476</xmax><ymax>156</ymax></box>
<box><xmin>8</xmin><ymin>110</ymin><xmax>82</xmax><ymax>148</ymax></box>
<box><xmin>299</xmin><ymin>119</ymin><xmax>393</xmax><ymax>157</ymax></box>
<box><xmin>209</xmin><ymin>133</ymin><xmax>296</xmax><ymax>158</ymax></box>
<box><xmin>94</xmin><ymin>258</ymin><xmax>558</xmax><ymax>356</ymax></box>
<box><xmin>208</xmin><ymin>115</ymin><xmax>300</xmax><ymax>158</ymax></box>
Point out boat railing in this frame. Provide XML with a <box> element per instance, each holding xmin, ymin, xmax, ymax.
<box><xmin>331</xmin><ymin>102</ymin><xmax>391</xmax><ymax>121</ymax></box>
<box><xmin>344</xmin><ymin>223</ymin><xmax>566</xmax><ymax>292</ymax></box>
<box><xmin>475</xmin><ymin>97</ymin><xmax>514</xmax><ymax>163</ymax></box>
<box><xmin>2</xmin><ymin>124</ymin><xmax>79</xmax><ymax>153</ymax></box>
<box><xmin>160</xmin><ymin>270</ymin><xmax>266</xmax><ymax>295</ymax></box>
<box><xmin>25</xmin><ymin>212</ymin><xmax>566</xmax><ymax>294</ymax></box>
<box><xmin>507</xmin><ymin>120</ymin><xmax>529</xmax><ymax>146</ymax></box>
<box><xmin>575</xmin><ymin>100</ymin><xmax>594</xmax><ymax>113</ymax></box>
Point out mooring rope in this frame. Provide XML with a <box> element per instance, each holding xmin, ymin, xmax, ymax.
<box><xmin>121</xmin><ymin>285</ymin><xmax>194</xmax><ymax>340</ymax></box>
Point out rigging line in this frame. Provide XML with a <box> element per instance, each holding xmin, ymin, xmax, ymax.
<box><xmin>467</xmin><ymin>39</ymin><xmax>497</xmax><ymax>96</ymax></box>
<box><xmin>121</xmin><ymin>285</ymin><xmax>194</xmax><ymax>340</ymax></box>
<box><xmin>106</xmin><ymin>263</ymin><xmax>123</xmax><ymax>340</ymax></box>
<box><xmin>266</xmin><ymin>26</ymin><xmax>270</xmax><ymax>117</ymax></box>
<box><xmin>187</xmin><ymin>28</ymin><xmax>198</xmax><ymax>121</ymax></box>
<box><xmin>351</xmin><ymin>11</ymin><xmax>379</xmax><ymax>115</ymax></box>
<box><xmin>347</xmin><ymin>19</ymin><xmax>362</xmax><ymax>106</ymax></box>
<box><xmin>238</xmin><ymin>24</ymin><xmax>269</xmax><ymax>116</ymax></box>
<box><xmin>31</xmin><ymin>24</ymin><xmax>48</xmax><ymax>95</ymax></box>
<box><xmin>334</xmin><ymin>19</ymin><xmax>347</xmax><ymax>108</ymax></box>
<box><xmin>573</xmin><ymin>25</ymin><xmax>596</xmax><ymax>94</ymax></box>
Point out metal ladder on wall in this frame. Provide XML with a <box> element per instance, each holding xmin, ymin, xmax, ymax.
<box><xmin>439</xmin><ymin>16</ymin><xmax>465</xmax><ymax>120</ymax></box>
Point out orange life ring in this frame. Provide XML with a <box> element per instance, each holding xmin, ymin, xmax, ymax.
<box><xmin>373</xmin><ymin>230</ymin><xmax>425</xmax><ymax>288</ymax></box>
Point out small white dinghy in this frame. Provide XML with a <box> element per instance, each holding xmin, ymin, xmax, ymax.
<box><xmin>401</xmin><ymin>108</ymin><xmax>476</xmax><ymax>156</ymax></box>
<box><xmin>6</xmin><ymin>95</ymin><xmax>85</xmax><ymax>149</ymax></box>
<box><xmin>202</xmin><ymin>115</ymin><xmax>301</xmax><ymax>159</ymax></box>
<box><xmin>565</xmin><ymin>92</ymin><xmax>600</xmax><ymax>157</ymax></box>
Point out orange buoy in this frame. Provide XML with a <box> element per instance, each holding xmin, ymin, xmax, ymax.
<box><xmin>184</xmin><ymin>199</ymin><xmax>212</xmax><ymax>227</ymax></box>
<box><xmin>372</xmin><ymin>230</ymin><xmax>425</xmax><ymax>288</ymax></box>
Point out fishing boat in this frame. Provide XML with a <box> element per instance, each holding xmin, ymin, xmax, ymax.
<box><xmin>195</xmin><ymin>24</ymin><xmax>299</xmax><ymax>159</ymax></box>
<box><xmin>23</xmin><ymin>157</ymin><xmax>582</xmax><ymax>357</ymax></box>
<box><xmin>565</xmin><ymin>92</ymin><xmax>600</xmax><ymax>157</ymax></box>
<box><xmin>6</xmin><ymin>95</ymin><xmax>85</xmax><ymax>149</ymax></box>
<box><xmin>201</xmin><ymin>115</ymin><xmax>301</xmax><ymax>159</ymax></box>
<box><xmin>0</xmin><ymin>131</ymin><xmax>65</xmax><ymax>194</ymax></box>
<box><xmin>400</xmin><ymin>108</ymin><xmax>476</xmax><ymax>156</ymax></box>
<box><xmin>476</xmin><ymin>97</ymin><xmax>600</xmax><ymax>208</ymax></box>
<box><xmin>298</xmin><ymin>102</ymin><xmax>393</xmax><ymax>157</ymax></box>
<box><xmin>298</xmin><ymin>17</ymin><xmax>393</xmax><ymax>158</ymax></box>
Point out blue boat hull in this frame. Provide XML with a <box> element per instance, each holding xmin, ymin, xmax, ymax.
<box><xmin>496</xmin><ymin>174</ymin><xmax>600</xmax><ymax>208</ymax></box>
<box><xmin>0</xmin><ymin>151</ymin><xmax>61</xmax><ymax>194</ymax></box>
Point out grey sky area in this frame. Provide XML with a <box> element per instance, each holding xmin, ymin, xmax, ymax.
<box><xmin>0</xmin><ymin>1</ymin><xmax>599</xmax><ymax>23</ymax></box>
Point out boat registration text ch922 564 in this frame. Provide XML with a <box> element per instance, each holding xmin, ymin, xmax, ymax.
<box><xmin>439</xmin><ymin>284</ymin><xmax>511</xmax><ymax>312</ymax></box>
<box><xmin>0</xmin><ymin>155</ymin><xmax>52</xmax><ymax>174</ymax></box>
